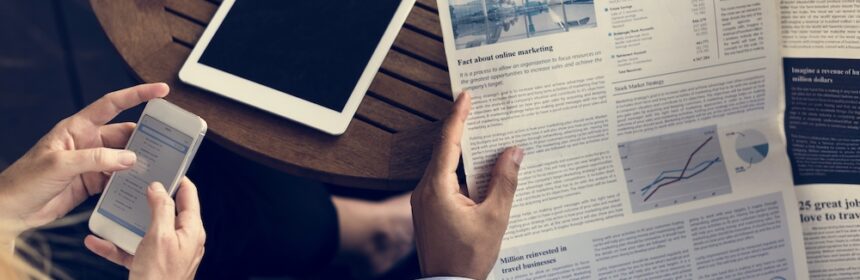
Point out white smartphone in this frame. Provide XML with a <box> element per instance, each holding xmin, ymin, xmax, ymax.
<box><xmin>89</xmin><ymin>99</ymin><xmax>207</xmax><ymax>254</ymax></box>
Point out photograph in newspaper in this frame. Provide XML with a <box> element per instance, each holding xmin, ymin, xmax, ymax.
<box><xmin>448</xmin><ymin>0</ymin><xmax>597</xmax><ymax>50</ymax></box>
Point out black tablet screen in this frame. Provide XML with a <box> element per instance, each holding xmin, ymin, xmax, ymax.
<box><xmin>199</xmin><ymin>0</ymin><xmax>401</xmax><ymax>112</ymax></box>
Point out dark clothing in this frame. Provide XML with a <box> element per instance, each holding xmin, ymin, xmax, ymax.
<box><xmin>190</xmin><ymin>139</ymin><xmax>340</xmax><ymax>279</ymax></box>
<box><xmin>25</xmin><ymin>139</ymin><xmax>340</xmax><ymax>280</ymax></box>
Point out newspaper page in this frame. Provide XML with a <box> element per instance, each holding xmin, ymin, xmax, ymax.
<box><xmin>780</xmin><ymin>1</ymin><xmax>860</xmax><ymax>279</ymax></box>
<box><xmin>437</xmin><ymin>0</ymin><xmax>809</xmax><ymax>279</ymax></box>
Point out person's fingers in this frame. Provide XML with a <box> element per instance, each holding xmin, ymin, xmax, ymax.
<box><xmin>175</xmin><ymin>178</ymin><xmax>206</xmax><ymax>260</ymax></box>
<box><xmin>146</xmin><ymin>182</ymin><xmax>176</xmax><ymax>234</ymax></box>
<box><xmin>84</xmin><ymin>235</ymin><xmax>134</xmax><ymax>268</ymax></box>
<box><xmin>56</xmin><ymin>148</ymin><xmax>136</xmax><ymax>178</ymax></box>
<box><xmin>76</xmin><ymin>83</ymin><xmax>169</xmax><ymax>125</ymax></box>
<box><xmin>81</xmin><ymin>172</ymin><xmax>110</xmax><ymax>196</ymax></box>
<box><xmin>175</xmin><ymin>177</ymin><xmax>204</xmax><ymax>233</ymax></box>
<box><xmin>100</xmin><ymin>122</ymin><xmax>136</xmax><ymax>149</ymax></box>
<box><xmin>427</xmin><ymin>92</ymin><xmax>471</xmax><ymax>178</ymax></box>
<box><xmin>480</xmin><ymin>147</ymin><xmax>524</xmax><ymax>212</ymax></box>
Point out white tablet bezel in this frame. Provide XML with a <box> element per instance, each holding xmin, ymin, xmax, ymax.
<box><xmin>89</xmin><ymin>99</ymin><xmax>207</xmax><ymax>254</ymax></box>
<box><xmin>179</xmin><ymin>0</ymin><xmax>415</xmax><ymax>135</ymax></box>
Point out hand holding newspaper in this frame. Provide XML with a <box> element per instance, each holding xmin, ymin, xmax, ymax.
<box><xmin>436</xmin><ymin>0</ymin><xmax>860</xmax><ymax>279</ymax></box>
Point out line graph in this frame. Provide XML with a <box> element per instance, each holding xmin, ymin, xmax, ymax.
<box><xmin>619</xmin><ymin>126</ymin><xmax>732</xmax><ymax>213</ymax></box>
<box><xmin>641</xmin><ymin>136</ymin><xmax>717</xmax><ymax>201</ymax></box>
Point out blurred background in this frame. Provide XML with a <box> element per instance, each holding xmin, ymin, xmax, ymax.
<box><xmin>0</xmin><ymin>0</ymin><xmax>139</xmax><ymax>167</ymax></box>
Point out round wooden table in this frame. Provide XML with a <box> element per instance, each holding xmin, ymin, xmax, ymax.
<box><xmin>90</xmin><ymin>0</ymin><xmax>452</xmax><ymax>190</ymax></box>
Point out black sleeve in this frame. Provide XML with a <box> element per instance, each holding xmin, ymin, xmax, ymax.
<box><xmin>189</xmin><ymin>139</ymin><xmax>339</xmax><ymax>279</ymax></box>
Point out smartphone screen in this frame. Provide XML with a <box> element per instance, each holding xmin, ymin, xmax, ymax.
<box><xmin>96</xmin><ymin>115</ymin><xmax>194</xmax><ymax>236</ymax></box>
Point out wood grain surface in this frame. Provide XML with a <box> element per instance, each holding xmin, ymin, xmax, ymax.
<box><xmin>90</xmin><ymin>0</ymin><xmax>454</xmax><ymax>189</ymax></box>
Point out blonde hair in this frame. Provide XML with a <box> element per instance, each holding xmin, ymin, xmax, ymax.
<box><xmin>0</xmin><ymin>212</ymin><xmax>91</xmax><ymax>280</ymax></box>
<box><xmin>0</xmin><ymin>246</ymin><xmax>49</xmax><ymax>280</ymax></box>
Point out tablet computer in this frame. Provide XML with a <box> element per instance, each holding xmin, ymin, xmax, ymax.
<box><xmin>179</xmin><ymin>0</ymin><xmax>415</xmax><ymax>135</ymax></box>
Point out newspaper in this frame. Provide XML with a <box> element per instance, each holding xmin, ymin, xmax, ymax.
<box><xmin>434</xmin><ymin>0</ymin><xmax>860</xmax><ymax>278</ymax></box>
<box><xmin>781</xmin><ymin>1</ymin><xmax>860</xmax><ymax>279</ymax></box>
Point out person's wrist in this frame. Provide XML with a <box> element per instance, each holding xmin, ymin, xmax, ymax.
<box><xmin>421</xmin><ymin>263</ymin><xmax>486</xmax><ymax>280</ymax></box>
<box><xmin>0</xmin><ymin>172</ymin><xmax>26</xmax><ymax>237</ymax></box>
<box><xmin>0</xmin><ymin>237</ymin><xmax>14</xmax><ymax>255</ymax></box>
<box><xmin>0</xmin><ymin>208</ymin><xmax>25</xmax><ymax>241</ymax></box>
<box><xmin>0</xmin><ymin>175</ymin><xmax>14</xmax><ymax>220</ymax></box>
<box><xmin>0</xmin><ymin>179</ymin><xmax>18</xmax><ymax>254</ymax></box>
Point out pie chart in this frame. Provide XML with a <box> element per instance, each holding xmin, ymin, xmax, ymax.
<box><xmin>735</xmin><ymin>129</ymin><xmax>769</xmax><ymax>164</ymax></box>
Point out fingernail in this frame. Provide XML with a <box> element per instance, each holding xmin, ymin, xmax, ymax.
<box><xmin>458</xmin><ymin>91</ymin><xmax>470</xmax><ymax>101</ymax></box>
<box><xmin>512</xmin><ymin>147</ymin><xmax>525</xmax><ymax>165</ymax></box>
<box><xmin>149</xmin><ymin>182</ymin><xmax>164</xmax><ymax>193</ymax></box>
<box><xmin>119</xmin><ymin>151</ymin><xmax>137</xmax><ymax>167</ymax></box>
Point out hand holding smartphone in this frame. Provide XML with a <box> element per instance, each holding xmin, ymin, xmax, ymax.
<box><xmin>89</xmin><ymin>99</ymin><xmax>207</xmax><ymax>254</ymax></box>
